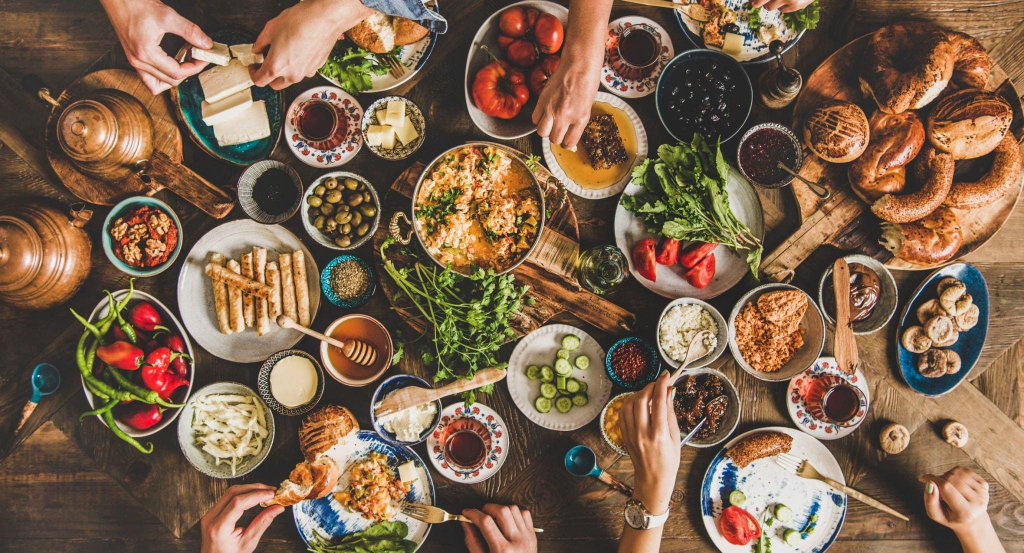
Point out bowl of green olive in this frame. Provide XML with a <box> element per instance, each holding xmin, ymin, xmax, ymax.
<box><xmin>302</xmin><ymin>172</ymin><xmax>380</xmax><ymax>251</ymax></box>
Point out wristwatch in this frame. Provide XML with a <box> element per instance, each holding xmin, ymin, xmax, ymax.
<box><xmin>623</xmin><ymin>498</ymin><xmax>669</xmax><ymax>530</ymax></box>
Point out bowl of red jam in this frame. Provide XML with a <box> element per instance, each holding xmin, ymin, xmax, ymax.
<box><xmin>737</xmin><ymin>123</ymin><xmax>803</xmax><ymax>189</ymax></box>
<box><xmin>605</xmin><ymin>336</ymin><xmax>660</xmax><ymax>391</ymax></box>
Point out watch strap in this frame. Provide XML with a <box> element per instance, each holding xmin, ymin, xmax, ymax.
<box><xmin>645</xmin><ymin>507</ymin><xmax>669</xmax><ymax>528</ymax></box>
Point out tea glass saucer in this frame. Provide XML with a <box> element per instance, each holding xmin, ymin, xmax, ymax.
<box><xmin>787</xmin><ymin>357</ymin><xmax>870</xmax><ymax>440</ymax></box>
<box><xmin>284</xmin><ymin>85</ymin><xmax>363</xmax><ymax>168</ymax></box>
<box><xmin>426</xmin><ymin>402</ymin><xmax>508</xmax><ymax>484</ymax></box>
<box><xmin>600</xmin><ymin>16</ymin><xmax>675</xmax><ymax>99</ymax></box>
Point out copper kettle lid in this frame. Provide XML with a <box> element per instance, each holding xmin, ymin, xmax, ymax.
<box><xmin>57</xmin><ymin>97</ymin><xmax>119</xmax><ymax>162</ymax></box>
<box><xmin>0</xmin><ymin>213</ymin><xmax>44</xmax><ymax>293</ymax></box>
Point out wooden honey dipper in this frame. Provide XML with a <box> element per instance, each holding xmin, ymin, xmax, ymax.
<box><xmin>277</xmin><ymin>315</ymin><xmax>378</xmax><ymax>366</ymax></box>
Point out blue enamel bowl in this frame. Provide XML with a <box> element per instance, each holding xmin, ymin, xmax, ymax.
<box><xmin>101</xmin><ymin>196</ymin><xmax>183</xmax><ymax>277</ymax></box>
<box><xmin>170</xmin><ymin>27</ymin><xmax>284</xmax><ymax>166</ymax></box>
<box><xmin>370</xmin><ymin>374</ymin><xmax>442</xmax><ymax>446</ymax></box>
<box><xmin>605</xmin><ymin>336</ymin><xmax>661</xmax><ymax>390</ymax></box>
<box><xmin>896</xmin><ymin>263</ymin><xmax>989</xmax><ymax>397</ymax></box>
<box><xmin>320</xmin><ymin>255</ymin><xmax>376</xmax><ymax>308</ymax></box>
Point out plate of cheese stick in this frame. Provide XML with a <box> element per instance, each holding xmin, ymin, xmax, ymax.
<box><xmin>178</xmin><ymin>219</ymin><xmax>321</xmax><ymax>363</ymax></box>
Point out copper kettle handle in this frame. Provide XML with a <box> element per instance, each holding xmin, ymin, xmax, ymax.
<box><xmin>22</xmin><ymin>74</ymin><xmax>60</xmax><ymax>108</ymax></box>
<box><xmin>69</xmin><ymin>203</ymin><xmax>93</xmax><ymax>228</ymax></box>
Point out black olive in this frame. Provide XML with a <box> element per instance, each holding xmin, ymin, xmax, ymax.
<box><xmin>723</xmin><ymin>23</ymin><xmax>740</xmax><ymax>34</ymax></box>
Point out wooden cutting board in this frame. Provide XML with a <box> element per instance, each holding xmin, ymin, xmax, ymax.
<box><xmin>372</xmin><ymin>143</ymin><xmax>637</xmax><ymax>340</ymax></box>
<box><xmin>760</xmin><ymin>34</ymin><xmax>1024</xmax><ymax>282</ymax></box>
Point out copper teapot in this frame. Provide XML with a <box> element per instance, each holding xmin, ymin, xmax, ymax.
<box><xmin>0</xmin><ymin>197</ymin><xmax>93</xmax><ymax>310</ymax></box>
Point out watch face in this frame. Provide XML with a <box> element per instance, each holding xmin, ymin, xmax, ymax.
<box><xmin>624</xmin><ymin>503</ymin><xmax>646</xmax><ymax>529</ymax></box>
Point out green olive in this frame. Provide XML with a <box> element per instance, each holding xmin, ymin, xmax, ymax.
<box><xmin>307</xmin><ymin>195</ymin><xmax>323</xmax><ymax>207</ymax></box>
<box><xmin>344</xmin><ymin>178</ymin><xmax>360</xmax><ymax>190</ymax></box>
<box><xmin>363</xmin><ymin>191</ymin><xmax>373</xmax><ymax>203</ymax></box>
<box><xmin>340</xmin><ymin>223</ymin><xmax>352</xmax><ymax>235</ymax></box>
<box><xmin>325</xmin><ymin>190</ymin><xmax>343</xmax><ymax>204</ymax></box>
<box><xmin>324</xmin><ymin>177</ymin><xmax>338</xmax><ymax>190</ymax></box>
<box><xmin>339</xmin><ymin>204</ymin><xmax>351</xmax><ymax>213</ymax></box>
<box><xmin>347</xmin><ymin>194</ymin><xmax>364</xmax><ymax>207</ymax></box>
<box><xmin>314</xmin><ymin>185</ymin><xmax>326</xmax><ymax>196</ymax></box>
<box><xmin>320</xmin><ymin>203</ymin><xmax>335</xmax><ymax>216</ymax></box>
<box><xmin>356</xmin><ymin>222</ymin><xmax>370</xmax><ymax>237</ymax></box>
<box><xmin>335</xmin><ymin>236</ymin><xmax>352</xmax><ymax>248</ymax></box>
<box><xmin>348</xmin><ymin>210</ymin><xmax>360</xmax><ymax>226</ymax></box>
<box><xmin>313</xmin><ymin>215</ymin><xmax>326</xmax><ymax>229</ymax></box>
<box><xmin>324</xmin><ymin>218</ymin><xmax>338</xmax><ymax>232</ymax></box>
<box><xmin>334</xmin><ymin>211</ymin><xmax>352</xmax><ymax>225</ymax></box>
<box><xmin>358</xmin><ymin>204</ymin><xmax>377</xmax><ymax>218</ymax></box>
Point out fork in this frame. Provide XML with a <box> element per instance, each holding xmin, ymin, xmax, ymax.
<box><xmin>400</xmin><ymin>502</ymin><xmax>544</xmax><ymax>532</ymax></box>
<box><xmin>385</xmin><ymin>55</ymin><xmax>406</xmax><ymax>78</ymax></box>
<box><xmin>775</xmin><ymin>453</ymin><xmax>909</xmax><ymax>521</ymax></box>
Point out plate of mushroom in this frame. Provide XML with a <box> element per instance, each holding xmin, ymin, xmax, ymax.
<box><xmin>896</xmin><ymin>263</ymin><xmax>989</xmax><ymax>396</ymax></box>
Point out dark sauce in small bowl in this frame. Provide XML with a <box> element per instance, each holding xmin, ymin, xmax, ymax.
<box><xmin>252</xmin><ymin>168</ymin><xmax>299</xmax><ymax>216</ymax></box>
<box><xmin>739</xmin><ymin>127</ymin><xmax>798</xmax><ymax>185</ymax></box>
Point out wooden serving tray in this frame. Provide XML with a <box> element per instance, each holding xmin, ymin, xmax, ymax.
<box><xmin>761</xmin><ymin>34</ymin><xmax>1024</xmax><ymax>282</ymax></box>
<box><xmin>372</xmin><ymin>143</ymin><xmax>636</xmax><ymax>340</ymax></box>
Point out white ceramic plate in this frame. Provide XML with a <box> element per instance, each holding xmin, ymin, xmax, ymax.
<box><xmin>284</xmin><ymin>86</ymin><xmax>363</xmax><ymax>168</ymax></box>
<box><xmin>506</xmin><ymin>324</ymin><xmax>612</xmax><ymax>431</ymax></box>
<box><xmin>701</xmin><ymin>426</ymin><xmax>847</xmax><ymax>553</ymax></box>
<box><xmin>614</xmin><ymin>165</ymin><xmax>764</xmax><ymax>299</ymax></box>
<box><xmin>176</xmin><ymin>381</ymin><xmax>274</xmax><ymax>479</ymax></box>
<box><xmin>463</xmin><ymin>0</ymin><xmax>569</xmax><ymax>139</ymax></box>
<box><xmin>542</xmin><ymin>92</ymin><xmax>648</xmax><ymax>200</ymax></box>
<box><xmin>600</xmin><ymin>16</ymin><xmax>675</xmax><ymax>99</ymax></box>
<box><xmin>786</xmin><ymin>357</ymin><xmax>870</xmax><ymax>441</ymax></box>
<box><xmin>176</xmin><ymin>219</ymin><xmax>320</xmax><ymax>363</ymax></box>
<box><xmin>426</xmin><ymin>402</ymin><xmax>508</xmax><ymax>484</ymax></box>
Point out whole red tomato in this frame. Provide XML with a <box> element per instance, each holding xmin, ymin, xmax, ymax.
<box><xmin>504</xmin><ymin>38</ymin><xmax>537</xmax><ymax>68</ymax></box>
<box><xmin>528</xmin><ymin>55</ymin><xmax>560</xmax><ymax>94</ymax></box>
<box><xmin>499</xmin><ymin>7</ymin><xmax>535</xmax><ymax>38</ymax></box>
<box><xmin>473</xmin><ymin>57</ymin><xmax>530</xmax><ymax>120</ymax></box>
<box><xmin>533</xmin><ymin>12</ymin><xmax>564</xmax><ymax>54</ymax></box>
<box><xmin>717</xmin><ymin>506</ymin><xmax>762</xmax><ymax>546</ymax></box>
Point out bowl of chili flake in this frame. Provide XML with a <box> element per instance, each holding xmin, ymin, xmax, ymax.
<box><xmin>102</xmin><ymin>196</ymin><xmax>183</xmax><ymax>277</ymax></box>
<box><xmin>605</xmin><ymin>336</ymin><xmax>661</xmax><ymax>391</ymax></box>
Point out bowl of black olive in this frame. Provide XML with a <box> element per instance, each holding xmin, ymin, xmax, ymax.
<box><xmin>302</xmin><ymin>172</ymin><xmax>380</xmax><ymax>251</ymax></box>
<box><xmin>655</xmin><ymin>49</ymin><xmax>752</xmax><ymax>143</ymax></box>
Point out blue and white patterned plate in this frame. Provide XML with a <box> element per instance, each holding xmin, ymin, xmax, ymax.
<box><xmin>284</xmin><ymin>86</ymin><xmax>363</xmax><ymax>168</ymax></box>
<box><xmin>701</xmin><ymin>426</ymin><xmax>846</xmax><ymax>552</ymax></box>
<box><xmin>786</xmin><ymin>357</ymin><xmax>870</xmax><ymax>441</ymax></box>
<box><xmin>895</xmin><ymin>263</ymin><xmax>989</xmax><ymax>397</ymax></box>
<box><xmin>294</xmin><ymin>430</ymin><xmax>434</xmax><ymax>551</ymax></box>
<box><xmin>674</xmin><ymin>1</ymin><xmax>804</xmax><ymax>64</ymax></box>
<box><xmin>601</xmin><ymin>16</ymin><xmax>674</xmax><ymax>99</ymax></box>
<box><xmin>360</xmin><ymin>96</ymin><xmax>426</xmax><ymax>161</ymax></box>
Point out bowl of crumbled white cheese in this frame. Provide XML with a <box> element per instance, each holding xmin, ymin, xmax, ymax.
<box><xmin>657</xmin><ymin>298</ymin><xmax>728</xmax><ymax>369</ymax></box>
<box><xmin>371</xmin><ymin>374</ymin><xmax>442</xmax><ymax>445</ymax></box>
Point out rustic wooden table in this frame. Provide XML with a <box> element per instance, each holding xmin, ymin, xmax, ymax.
<box><xmin>2</xmin><ymin>1</ymin><xmax>1024</xmax><ymax>551</ymax></box>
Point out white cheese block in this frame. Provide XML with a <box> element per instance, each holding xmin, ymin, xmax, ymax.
<box><xmin>365</xmin><ymin>124</ymin><xmax>385</xmax><ymax>147</ymax></box>
<box><xmin>397</xmin><ymin>461</ymin><xmax>418</xmax><ymax>483</ymax></box>
<box><xmin>199</xmin><ymin>60</ymin><xmax>255</xmax><ymax>104</ymax></box>
<box><xmin>192</xmin><ymin>42</ymin><xmax>231</xmax><ymax>66</ymax></box>
<box><xmin>375</xmin><ymin>108</ymin><xmax>387</xmax><ymax>124</ymax></box>
<box><xmin>722</xmin><ymin>33</ymin><xmax>743</xmax><ymax>57</ymax></box>
<box><xmin>229</xmin><ymin>43</ymin><xmax>265</xmax><ymax>66</ymax></box>
<box><xmin>379</xmin><ymin>125</ymin><xmax>396</xmax><ymax>149</ymax></box>
<box><xmin>201</xmin><ymin>88</ymin><xmax>253</xmax><ymax>126</ymax></box>
<box><xmin>213</xmin><ymin>100</ymin><xmax>270</xmax><ymax>146</ymax></box>
<box><xmin>384</xmin><ymin>100</ymin><xmax>406</xmax><ymax>127</ymax></box>
<box><xmin>394</xmin><ymin>118</ymin><xmax>419</xmax><ymax>145</ymax></box>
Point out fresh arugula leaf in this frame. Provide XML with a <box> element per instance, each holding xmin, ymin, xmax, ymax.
<box><xmin>319</xmin><ymin>43</ymin><xmax>401</xmax><ymax>95</ymax></box>
<box><xmin>747</xmin><ymin>6</ymin><xmax>764</xmax><ymax>33</ymax></box>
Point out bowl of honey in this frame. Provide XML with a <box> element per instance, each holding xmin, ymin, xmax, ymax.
<box><xmin>320</xmin><ymin>314</ymin><xmax>393</xmax><ymax>387</ymax></box>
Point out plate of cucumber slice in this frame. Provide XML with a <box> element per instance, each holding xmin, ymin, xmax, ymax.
<box><xmin>506</xmin><ymin>324</ymin><xmax>612</xmax><ymax>431</ymax></box>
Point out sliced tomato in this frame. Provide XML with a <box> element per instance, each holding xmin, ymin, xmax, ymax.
<box><xmin>717</xmin><ymin>506</ymin><xmax>761</xmax><ymax>546</ymax></box>
<box><xmin>631</xmin><ymin>239</ymin><xmax>658</xmax><ymax>282</ymax></box>
<box><xmin>684</xmin><ymin>252</ymin><xmax>715</xmax><ymax>289</ymax></box>
<box><xmin>655</xmin><ymin>237</ymin><xmax>681</xmax><ymax>266</ymax></box>
<box><xmin>679</xmin><ymin>241</ymin><xmax>717</xmax><ymax>269</ymax></box>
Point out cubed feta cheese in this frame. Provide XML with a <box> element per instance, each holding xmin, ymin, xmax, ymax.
<box><xmin>192</xmin><ymin>42</ymin><xmax>231</xmax><ymax>66</ymax></box>
<box><xmin>393</xmin><ymin>118</ymin><xmax>419</xmax><ymax>145</ymax></box>
<box><xmin>201</xmin><ymin>88</ymin><xmax>253</xmax><ymax>126</ymax></box>
<box><xmin>213</xmin><ymin>100</ymin><xmax>270</xmax><ymax>146</ymax></box>
<box><xmin>379</xmin><ymin>125</ymin><xmax>396</xmax><ymax>149</ymax></box>
<box><xmin>384</xmin><ymin>100</ymin><xmax>406</xmax><ymax>128</ymax></box>
<box><xmin>229</xmin><ymin>43</ymin><xmax>265</xmax><ymax>66</ymax></box>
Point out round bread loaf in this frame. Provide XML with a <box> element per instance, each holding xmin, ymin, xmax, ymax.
<box><xmin>945</xmin><ymin>30</ymin><xmax>992</xmax><ymax>89</ymax></box>
<box><xmin>879</xmin><ymin>205</ymin><xmax>963</xmax><ymax>265</ymax></box>
<box><xmin>803</xmin><ymin>100</ymin><xmax>870</xmax><ymax>163</ymax></box>
<box><xmin>871</xmin><ymin>146</ymin><xmax>954</xmax><ymax>223</ymax></box>
<box><xmin>859</xmin><ymin>22</ymin><xmax>954</xmax><ymax>114</ymax></box>
<box><xmin>927</xmin><ymin>88</ymin><xmax>1012</xmax><ymax>160</ymax></box>
<box><xmin>944</xmin><ymin>132</ymin><xmax>1023</xmax><ymax>209</ymax></box>
<box><xmin>299</xmin><ymin>404</ymin><xmax>359</xmax><ymax>461</ymax></box>
<box><xmin>848</xmin><ymin>110</ymin><xmax>926</xmax><ymax>202</ymax></box>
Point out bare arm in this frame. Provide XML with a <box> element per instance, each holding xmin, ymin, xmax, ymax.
<box><xmin>919</xmin><ymin>467</ymin><xmax>1006</xmax><ymax>553</ymax></box>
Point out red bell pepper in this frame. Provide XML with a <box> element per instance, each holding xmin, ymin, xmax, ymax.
<box><xmin>164</xmin><ymin>335</ymin><xmax>190</xmax><ymax>377</ymax></box>
<box><xmin>679</xmin><ymin>241</ymin><xmax>718</xmax><ymax>269</ymax></box>
<box><xmin>96</xmin><ymin>341</ymin><xmax>144</xmax><ymax>371</ymax></box>
<box><xmin>655</xmin><ymin>237</ymin><xmax>682</xmax><ymax>266</ymax></box>
<box><xmin>631</xmin><ymin>239</ymin><xmax>658</xmax><ymax>282</ymax></box>
<box><xmin>158</xmin><ymin>374</ymin><xmax>189</xmax><ymax>401</ymax></box>
<box><xmin>684</xmin><ymin>253</ymin><xmax>716</xmax><ymax>289</ymax></box>
<box><xmin>128</xmin><ymin>302</ymin><xmax>165</xmax><ymax>332</ymax></box>
<box><xmin>111</xmin><ymin>325</ymin><xmax>129</xmax><ymax>343</ymax></box>
<box><xmin>115</xmin><ymin>402</ymin><xmax>163</xmax><ymax>431</ymax></box>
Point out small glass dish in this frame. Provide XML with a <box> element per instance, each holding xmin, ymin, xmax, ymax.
<box><xmin>321</xmin><ymin>254</ymin><xmax>376</xmax><ymax>308</ymax></box>
<box><xmin>604</xmin><ymin>336</ymin><xmax>661</xmax><ymax>391</ymax></box>
<box><xmin>736</xmin><ymin>122</ymin><xmax>803</xmax><ymax>189</ymax></box>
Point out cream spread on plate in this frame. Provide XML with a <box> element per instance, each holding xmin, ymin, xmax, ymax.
<box><xmin>270</xmin><ymin>355</ymin><xmax>317</xmax><ymax>408</ymax></box>
<box><xmin>379</xmin><ymin>401</ymin><xmax>438</xmax><ymax>442</ymax></box>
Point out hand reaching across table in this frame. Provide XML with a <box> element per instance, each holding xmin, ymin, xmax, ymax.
<box><xmin>99</xmin><ymin>0</ymin><xmax>212</xmax><ymax>94</ymax></box>
<box><xmin>200</xmin><ymin>483</ymin><xmax>285</xmax><ymax>553</ymax></box>
<box><xmin>919</xmin><ymin>466</ymin><xmax>1006</xmax><ymax>553</ymax></box>
<box><xmin>462</xmin><ymin>504</ymin><xmax>538</xmax><ymax>553</ymax></box>
<box><xmin>750</xmin><ymin>0</ymin><xmax>815</xmax><ymax>13</ymax></box>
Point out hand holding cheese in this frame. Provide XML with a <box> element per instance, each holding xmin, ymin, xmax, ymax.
<box><xmin>251</xmin><ymin>0</ymin><xmax>375</xmax><ymax>90</ymax></box>
<box><xmin>195</xmin><ymin>44</ymin><xmax>271</xmax><ymax>146</ymax></box>
<box><xmin>99</xmin><ymin>0</ymin><xmax>213</xmax><ymax>94</ymax></box>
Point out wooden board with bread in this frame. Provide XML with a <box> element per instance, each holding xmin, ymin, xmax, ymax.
<box><xmin>762</xmin><ymin>23</ymin><xmax>1023</xmax><ymax>281</ymax></box>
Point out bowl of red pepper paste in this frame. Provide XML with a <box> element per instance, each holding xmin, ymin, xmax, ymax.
<box><xmin>102</xmin><ymin>196</ymin><xmax>183</xmax><ymax>277</ymax></box>
<box><xmin>605</xmin><ymin>336</ymin><xmax>661</xmax><ymax>390</ymax></box>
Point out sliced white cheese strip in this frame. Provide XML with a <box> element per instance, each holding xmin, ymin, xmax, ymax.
<box><xmin>384</xmin><ymin>100</ymin><xmax>406</xmax><ymax>127</ymax></box>
<box><xmin>192</xmin><ymin>42</ymin><xmax>231</xmax><ymax>66</ymax></box>
<box><xmin>394</xmin><ymin>118</ymin><xmax>419</xmax><ymax>145</ymax></box>
<box><xmin>379</xmin><ymin>125</ymin><xmax>396</xmax><ymax>150</ymax></box>
<box><xmin>229</xmin><ymin>43</ymin><xmax>265</xmax><ymax>66</ymax></box>
<box><xmin>201</xmin><ymin>88</ymin><xmax>253</xmax><ymax>126</ymax></box>
<box><xmin>213</xmin><ymin>100</ymin><xmax>271</xmax><ymax>146</ymax></box>
<box><xmin>199</xmin><ymin>60</ymin><xmax>255</xmax><ymax>104</ymax></box>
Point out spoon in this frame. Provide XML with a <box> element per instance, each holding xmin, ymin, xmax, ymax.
<box><xmin>565</xmin><ymin>444</ymin><xmax>686</xmax><ymax>503</ymax></box>
<box><xmin>777</xmin><ymin>162</ymin><xmax>831</xmax><ymax>199</ymax></box>
<box><xmin>13</xmin><ymin>363</ymin><xmax>61</xmax><ymax>437</ymax></box>
<box><xmin>277</xmin><ymin>315</ymin><xmax>377</xmax><ymax>366</ymax></box>
<box><xmin>669</xmin><ymin>330</ymin><xmax>712</xmax><ymax>385</ymax></box>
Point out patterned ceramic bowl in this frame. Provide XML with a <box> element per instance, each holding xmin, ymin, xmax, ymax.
<box><xmin>370</xmin><ymin>374</ymin><xmax>443</xmax><ymax>446</ymax></box>
<box><xmin>360</xmin><ymin>96</ymin><xmax>426</xmax><ymax>161</ymax></box>
<box><xmin>237</xmin><ymin>160</ymin><xmax>303</xmax><ymax>224</ymax></box>
<box><xmin>257</xmin><ymin>349</ymin><xmax>326</xmax><ymax>416</ymax></box>
<box><xmin>101</xmin><ymin>196</ymin><xmax>183</xmax><ymax>277</ymax></box>
<box><xmin>320</xmin><ymin>254</ymin><xmax>376</xmax><ymax>309</ymax></box>
<box><xmin>604</xmin><ymin>336</ymin><xmax>661</xmax><ymax>391</ymax></box>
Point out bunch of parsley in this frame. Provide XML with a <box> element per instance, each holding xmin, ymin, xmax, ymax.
<box><xmin>319</xmin><ymin>43</ymin><xmax>403</xmax><ymax>95</ymax></box>
<box><xmin>621</xmin><ymin>133</ymin><xmax>763</xmax><ymax>278</ymax></box>
<box><xmin>381</xmin><ymin>237</ymin><xmax>530</xmax><ymax>403</ymax></box>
